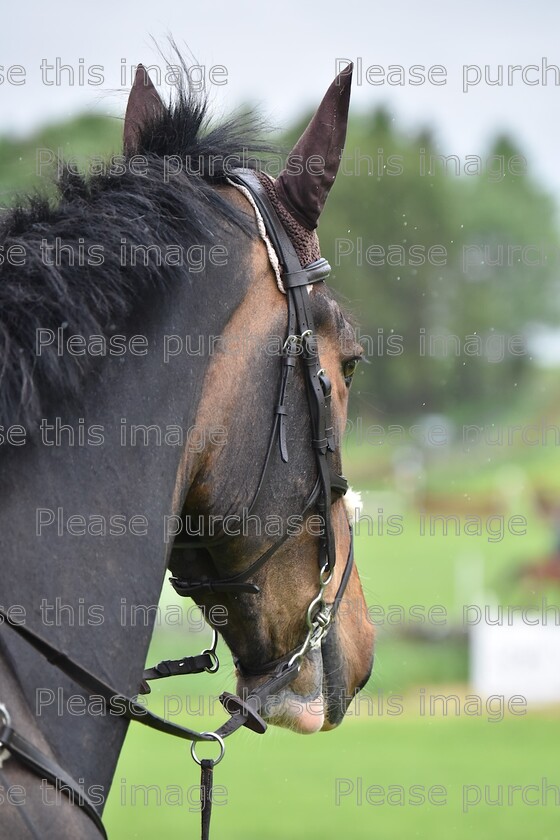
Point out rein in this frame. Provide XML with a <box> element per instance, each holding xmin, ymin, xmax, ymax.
<box><xmin>0</xmin><ymin>168</ymin><xmax>354</xmax><ymax>840</ymax></box>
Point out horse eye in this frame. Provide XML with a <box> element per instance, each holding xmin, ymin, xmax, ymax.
<box><xmin>343</xmin><ymin>358</ymin><xmax>359</xmax><ymax>386</ymax></box>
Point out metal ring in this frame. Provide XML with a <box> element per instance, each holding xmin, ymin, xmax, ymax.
<box><xmin>202</xmin><ymin>630</ymin><xmax>219</xmax><ymax>673</ymax></box>
<box><xmin>203</xmin><ymin>650</ymin><xmax>220</xmax><ymax>674</ymax></box>
<box><xmin>306</xmin><ymin>592</ymin><xmax>325</xmax><ymax>629</ymax></box>
<box><xmin>190</xmin><ymin>732</ymin><xmax>225</xmax><ymax>766</ymax></box>
<box><xmin>320</xmin><ymin>567</ymin><xmax>334</xmax><ymax>587</ymax></box>
<box><xmin>287</xmin><ymin>646</ymin><xmax>306</xmax><ymax>670</ymax></box>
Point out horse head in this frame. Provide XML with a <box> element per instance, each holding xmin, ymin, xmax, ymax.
<box><xmin>123</xmin><ymin>64</ymin><xmax>375</xmax><ymax>733</ymax></box>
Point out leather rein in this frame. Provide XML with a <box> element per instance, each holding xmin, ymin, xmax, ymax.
<box><xmin>0</xmin><ymin>168</ymin><xmax>355</xmax><ymax>840</ymax></box>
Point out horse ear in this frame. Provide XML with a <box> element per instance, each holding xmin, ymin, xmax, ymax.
<box><xmin>124</xmin><ymin>64</ymin><xmax>165</xmax><ymax>154</ymax></box>
<box><xmin>274</xmin><ymin>64</ymin><xmax>353</xmax><ymax>230</ymax></box>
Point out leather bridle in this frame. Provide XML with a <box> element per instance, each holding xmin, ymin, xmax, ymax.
<box><xmin>171</xmin><ymin>168</ymin><xmax>355</xmax><ymax>681</ymax></box>
<box><xmin>0</xmin><ymin>167</ymin><xmax>355</xmax><ymax>840</ymax></box>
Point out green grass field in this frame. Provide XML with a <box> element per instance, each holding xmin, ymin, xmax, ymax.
<box><xmin>105</xmin><ymin>703</ymin><xmax>560</xmax><ymax>839</ymax></box>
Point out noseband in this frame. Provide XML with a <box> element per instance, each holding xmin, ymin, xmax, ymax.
<box><xmin>0</xmin><ymin>168</ymin><xmax>355</xmax><ymax>840</ymax></box>
<box><xmin>170</xmin><ymin>167</ymin><xmax>355</xmax><ymax>681</ymax></box>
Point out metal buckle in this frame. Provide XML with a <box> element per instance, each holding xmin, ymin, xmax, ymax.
<box><xmin>282</xmin><ymin>329</ymin><xmax>313</xmax><ymax>355</ymax></box>
<box><xmin>282</xmin><ymin>334</ymin><xmax>300</xmax><ymax>353</ymax></box>
<box><xmin>0</xmin><ymin>702</ymin><xmax>12</xmax><ymax>768</ymax></box>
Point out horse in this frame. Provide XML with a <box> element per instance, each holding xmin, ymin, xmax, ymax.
<box><xmin>0</xmin><ymin>57</ymin><xmax>374</xmax><ymax>838</ymax></box>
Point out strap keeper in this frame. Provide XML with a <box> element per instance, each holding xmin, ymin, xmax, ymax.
<box><xmin>330</xmin><ymin>471</ymin><xmax>349</xmax><ymax>496</ymax></box>
<box><xmin>283</xmin><ymin>258</ymin><xmax>331</xmax><ymax>287</ymax></box>
<box><xmin>283</xmin><ymin>269</ymin><xmax>313</xmax><ymax>288</ymax></box>
<box><xmin>155</xmin><ymin>660</ymin><xmax>173</xmax><ymax>677</ymax></box>
<box><xmin>318</xmin><ymin>372</ymin><xmax>332</xmax><ymax>397</ymax></box>
<box><xmin>275</xmin><ymin>404</ymin><xmax>288</xmax><ymax>416</ymax></box>
<box><xmin>218</xmin><ymin>692</ymin><xmax>267</xmax><ymax>734</ymax></box>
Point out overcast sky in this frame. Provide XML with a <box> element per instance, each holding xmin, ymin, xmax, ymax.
<box><xmin>2</xmin><ymin>0</ymin><xmax>558</xmax><ymax>200</ymax></box>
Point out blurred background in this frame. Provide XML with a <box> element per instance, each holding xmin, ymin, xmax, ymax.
<box><xmin>2</xmin><ymin>2</ymin><xmax>560</xmax><ymax>838</ymax></box>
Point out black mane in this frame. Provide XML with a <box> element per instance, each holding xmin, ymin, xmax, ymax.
<box><xmin>0</xmin><ymin>79</ymin><xmax>268</xmax><ymax>429</ymax></box>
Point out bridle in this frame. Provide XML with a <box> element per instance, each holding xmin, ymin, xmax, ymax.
<box><xmin>0</xmin><ymin>168</ymin><xmax>355</xmax><ymax>840</ymax></box>
<box><xmin>171</xmin><ymin>168</ymin><xmax>355</xmax><ymax>680</ymax></box>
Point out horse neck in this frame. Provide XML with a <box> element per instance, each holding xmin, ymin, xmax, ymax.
<box><xmin>0</xmin><ymin>235</ymin><xmax>253</xmax><ymax>803</ymax></box>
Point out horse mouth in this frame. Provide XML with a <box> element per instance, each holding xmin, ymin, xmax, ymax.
<box><xmin>236</xmin><ymin>626</ymin><xmax>364</xmax><ymax>734</ymax></box>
